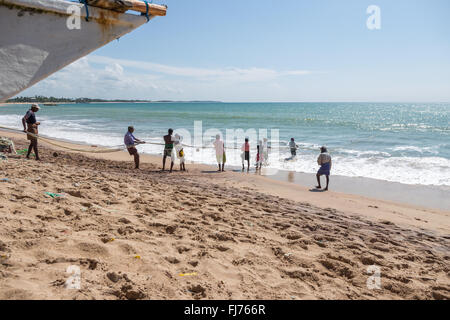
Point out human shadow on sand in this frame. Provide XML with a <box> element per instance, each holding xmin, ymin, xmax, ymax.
<box><xmin>201</xmin><ymin>170</ymin><xmax>225</xmax><ymax>174</ymax></box>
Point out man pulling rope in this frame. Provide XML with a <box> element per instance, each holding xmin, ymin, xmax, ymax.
<box><xmin>22</xmin><ymin>103</ymin><xmax>41</xmax><ymax>160</ymax></box>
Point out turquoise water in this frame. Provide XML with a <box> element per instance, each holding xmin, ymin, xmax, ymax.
<box><xmin>1</xmin><ymin>102</ymin><xmax>449</xmax><ymax>186</ymax></box>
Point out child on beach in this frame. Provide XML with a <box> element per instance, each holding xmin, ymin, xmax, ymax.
<box><xmin>256</xmin><ymin>140</ymin><xmax>263</xmax><ymax>170</ymax></box>
<box><xmin>241</xmin><ymin>138</ymin><xmax>250</xmax><ymax>172</ymax></box>
<box><xmin>174</xmin><ymin>133</ymin><xmax>186</xmax><ymax>171</ymax></box>
<box><xmin>316</xmin><ymin>146</ymin><xmax>332</xmax><ymax>191</ymax></box>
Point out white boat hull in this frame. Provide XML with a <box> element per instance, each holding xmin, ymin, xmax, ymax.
<box><xmin>0</xmin><ymin>0</ymin><xmax>153</xmax><ymax>102</ymax></box>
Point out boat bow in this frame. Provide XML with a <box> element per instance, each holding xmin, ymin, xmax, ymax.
<box><xmin>0</xmin><ymin>0</ymin><xmax>167</xmax><ymax>102</ymax></box>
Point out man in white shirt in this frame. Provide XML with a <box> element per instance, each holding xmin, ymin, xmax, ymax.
<box><xmin>213</xmin><ymin>134</ymin><xmax>225</xmax><ymax>171</ymax></box>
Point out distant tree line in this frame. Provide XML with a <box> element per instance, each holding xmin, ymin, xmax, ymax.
<box><xmin>7</xmin><ymin>96</ymin><xmax>152</xmax><ymax>103</ymax></box>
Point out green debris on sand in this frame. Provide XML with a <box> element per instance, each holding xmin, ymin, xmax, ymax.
<box><xmin>17</xmin><ymin>148</ymin><xmax>29</xmax><ymax>155</ymax></box>
<box><xmin>45</xmin><ymin>192</ymin><xmax>64</xmax><ymax>198</ymax></box>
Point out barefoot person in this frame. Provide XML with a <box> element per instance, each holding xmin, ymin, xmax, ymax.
<box><xmin>213</xmin><ymin>134</ymin><xmax>225</xmax><ymax>172</ymax></box>
<box><xmin>256</xmin><ymin>144</ymin><xmax>261</xmax><ymax>170</ymax></box>
<box><xmin>289</xmin><ymin>138</ymin><xmax>298</xmax><ymax>157</ymax></box>
<box><xmin>163</xmin><ymin>128</ymin><xmax>175</xmax><ymax>172</ymax></box>
<box><xmin>257</xmin><ymin>140</ymin><xmax>264</xmax><ymax>170</ymax></box>
<box><xmin>263</xmin><ymin>138</ymin><xmax>269</xmax><ymax>165</ymax></box>
<box><xmin>124</xmin><ymin>126</ymin><xmax>144</xmax><ymax>169</ymax></box>
<box><xmin>316</xmin><ymin>146</ymin><xmax>332</xmax><ymax>191</ymax></box>
<box><xmin>174</xmin><ymin>133</ymin><xmax>186</xmax><ymax>171</ymax></box>
<box><xmin>22</xmin><ymin>103</ymin><xmax>41</xmax><ymax>160</ymax></box>
<box><xmin>241</xmin><ymin>138</ymin><xmax>250</xmax><ymax>172</ymax></box>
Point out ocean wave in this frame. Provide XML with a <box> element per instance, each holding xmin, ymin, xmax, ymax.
<box><xmin>2</xmin><ymin>104</ymin><xmax>449</xmax><ymax>187</ymax></box>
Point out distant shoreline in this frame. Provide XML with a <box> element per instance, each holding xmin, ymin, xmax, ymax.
<box><xmin>0</xmin><ymin>101</ymin><xmax>223</xmax><ymax>106</ymax></box>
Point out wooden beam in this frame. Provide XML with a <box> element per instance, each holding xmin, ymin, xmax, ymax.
<box><xmin>130</xmin><ymin>0</ymin><xmax>167</xmax><ymax>16</ymax></box>
<box><xmin>85</xmin><ymin>0</ymin><xmax>167</xmax><ymax>16</ymax></box>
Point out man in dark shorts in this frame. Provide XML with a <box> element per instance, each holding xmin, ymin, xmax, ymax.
<box><xmin>289</xmin><ymin>138</ymin><xmax>298</xmax><ymax>156</ymax></box>
<box><xmin>163</xmin><ymin>128</ymin><xmax>175</xmax><ymax>172</ymax></box>
<box><xmin>241</xmin><ymin>137</ymin><xmax>250</xmax><ymax>172</ymax></box>
<box><xmin>124</xmin><ymin>126</ymin><xmax>144</xmax><ymax>169</ymax></box>
<box><xmin>22</xmin><ymin>103</ymin><xmax>41</xmax><ymax>160</ymax></box>
<box><xmin>316</xmin><ymin>146</ymin><xmax>332</xmax><ymax>191</ymax></box>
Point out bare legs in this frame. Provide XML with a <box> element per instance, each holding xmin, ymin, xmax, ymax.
<box><xmin>162</xmin><ymin>155</ymin><xmax>174</xmax><ymax>173</ymax></box>
<box><xmin>26</xmin><ymin>140</ymin><xmax>39</xmax><ymax>160</ymax></box>
<box><xmin>316</xmin><ymin>174</ymin><xmax>329</xmax><ymax>191</ymax></box>
<box><xmin>133</xmin><ymin>153</ymin><xmax>139</xmax><ymax>169</ymax></box>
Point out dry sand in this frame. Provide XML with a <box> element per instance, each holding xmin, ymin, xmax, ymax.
<box><xmin>0</xmin><ymin>133</ymin><xmax>449</xmax><ymax>300</ymax></box>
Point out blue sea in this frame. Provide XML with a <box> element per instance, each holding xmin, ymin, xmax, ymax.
<box><xmin>1</xmin><ymin>102</ymin><xmax>449</xmax><ymax>186</ymax></box>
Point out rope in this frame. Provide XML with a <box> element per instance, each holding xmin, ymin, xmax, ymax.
<box><xmin>0</xmin><ymin>125</ymin><xmax>272</xmax><ymax>153</ymax></box>
<box><xmin>0</xmin><ymin>125</ymin><xmax>215</xmax><ymax>153</ymax></box>
<box><xmin>142</xmin><ymin>0</ymin><xmax>150</xmax><ymax>22</ymax></box>
<box><xmin>0</xmin><ymin>125</ymin><xmax>129</xmax><ymax>154</ymax></box>
<box><xmin>80</xmin><ymin>0</ymin><xmax>89</xmax><ymax>22</ymax></box>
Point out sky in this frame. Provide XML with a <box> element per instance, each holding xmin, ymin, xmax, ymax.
<box><xmin>22</xmin><ymin>0</ymin><xmax>450</xmax><ymax>102</ymax></box>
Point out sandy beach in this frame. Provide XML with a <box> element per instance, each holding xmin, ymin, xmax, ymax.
<box><xmin>0</xmin><ymin>132</ymin><xmax>449</xmax><ymax>300</ymax></box>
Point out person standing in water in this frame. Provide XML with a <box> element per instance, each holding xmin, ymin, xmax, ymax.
<box><xmin>213</xmin><ymin>134</ymin><xmax>225</xmax><ymax>172</ymax></box>
<box><xmin>256</xmin><ymin>144</ymin><xmax>261</xmax><ymax>171</ymax></box>
<box><xmin>124</xmin><ymin>126</ymin><xmax>145</xmax><ymax>169</ymax></box>
<box><xmin>241</xmin><ymin>138</ymin><xmax>250</xmax><ymax>172</ymax></box>
<box><xmin>163</xmin><ymin>128</ymin><xmax>175</xmax><ymax>172</ymax></box>
<box><xmin>22</xmin><ymin>103</ymin><xmax>41</xmax><ymax>160</ymax></box>
<box><xmin>289</xmin><ymin>138</ymin><xmax>298</xmax><ymax>157</ymax></box>
<box><xmin>256</xmin><ymin>140</ymin><xmax>264</xmax><ymax>170</ymax></box>
<box><xmin>263</xmin><ymin>138</ymin><xmax>269</xmax><ymax>165</ymax></box>
<box><xmin>316</xmin><ymin>146</ymin><xmax>332</xmax><ymax>191</ymax></box>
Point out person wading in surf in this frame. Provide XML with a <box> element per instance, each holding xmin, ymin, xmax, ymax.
<box><xmin>289</xmin><ymin>138</ymin><xmax>298</xmax><ymax>157</ymax></box>
<box><xmin>316</xmin><ymin>146</ymin><xmax>332</xmax><ymax>191</ymax></box>
<box><xmin>22</xmin><ymin>103</ymin><xmax>41</xmax><ymax>160</ymax></box>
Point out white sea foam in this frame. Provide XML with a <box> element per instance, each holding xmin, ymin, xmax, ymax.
<box><xmin>1</xmin><ymin>111</ymin><xmax>449</xmax><ymax>187</ymax></box>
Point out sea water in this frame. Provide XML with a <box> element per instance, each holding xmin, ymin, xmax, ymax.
<box><xmin>1</xmin><ymin>102</ymin><xmax>449</xmax><ymax>186</ymax></box>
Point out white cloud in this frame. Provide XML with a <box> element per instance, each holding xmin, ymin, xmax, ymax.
<box><xmin>88</xmin><ymin>55</ymin><xmax>313</xmax><ymax>81</ymax></box>
<box><xmin>21</xmin><ymin>55</ymin><xmax>315</xmax><ymax>101</ymax></box>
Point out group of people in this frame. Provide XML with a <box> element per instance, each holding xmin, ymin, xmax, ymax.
<box><xmin>20</xmin><ymin>104</ymin><xmax>332</xmax><ymax>190</ymax></box>
<box><xmin>124</xmin><ymin>127</ymin><xmax>185</xmax><ymax>173</ymax></box>
<box><xmin>241</xmin><ymin>137</ymin><xmax>269</xmax><ymax>171</ymax></box>
<box><xmin>213</xmin><ymin>135</ymin><xmax>270</xmax><ymax>172</ymax></box>
<box><xmin>216</xmin><ymin>136</ymin><xmax>331</xmax><ymax>190</ymax></box>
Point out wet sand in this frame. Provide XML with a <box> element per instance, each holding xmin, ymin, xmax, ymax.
<box><xmin>0</xmin><ymin>133</ymin><xmax>449</xmax><ymax>300</ymax></box>
<box><xmin>266</xmin><ymin>170</ymin><xmax>450</xmax><ymax>211</ymax></box>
